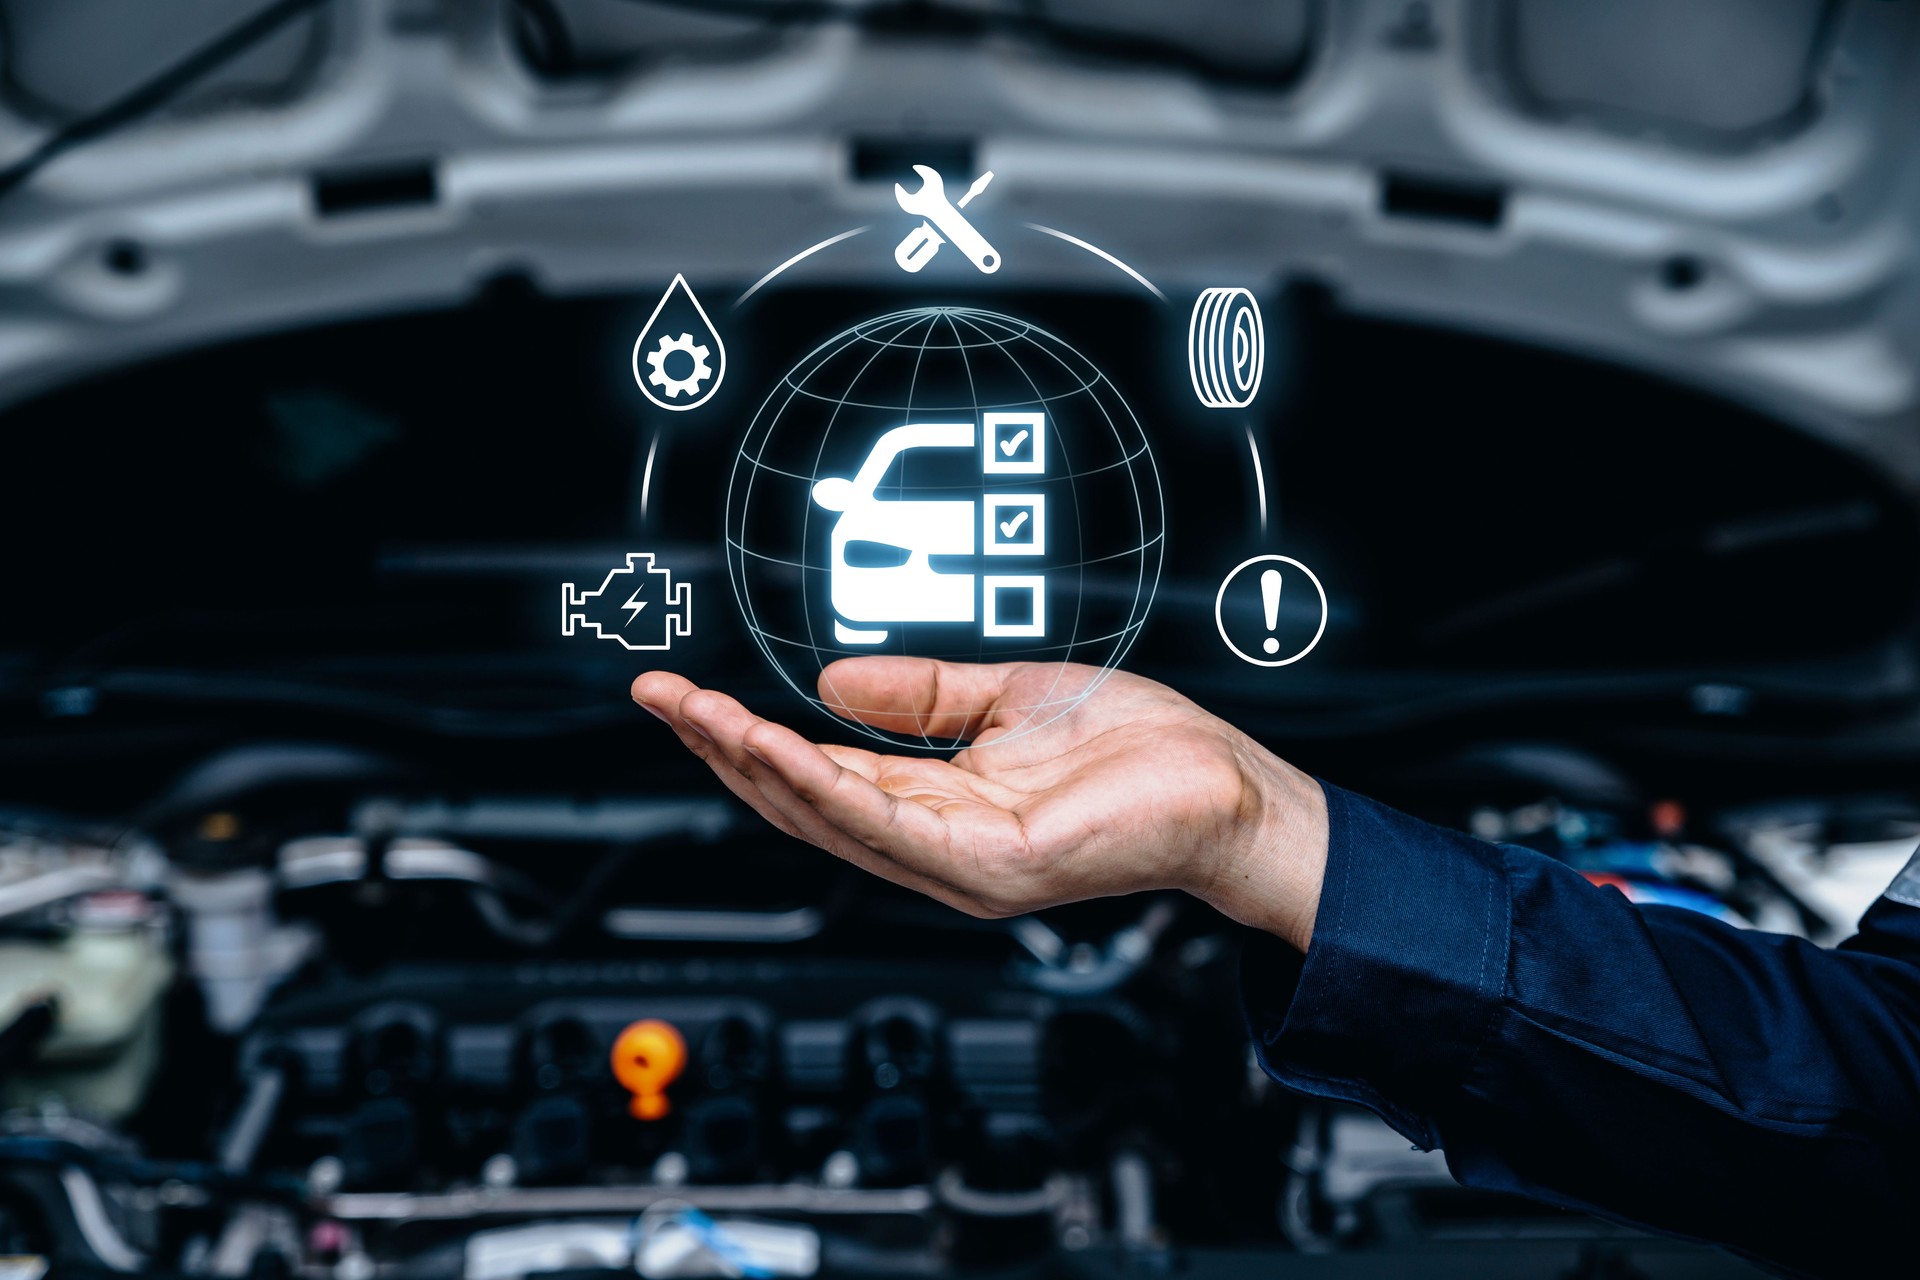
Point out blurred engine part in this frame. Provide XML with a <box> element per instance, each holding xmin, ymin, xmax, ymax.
<box><xmin>1723</xmin><ymin>795</ymin><xmax>1920</xmax><ymax>942</ymax></box>
<box><xmin>466</xmin><ymin>1210</ymin><xmax>820</xmax><ymax>1280</ymax></box>
<box><xmin>0</xmin><ymin>895</ymin><xmax>170</xmax><ymax>1121</ymax></box>
<box><xmin>0</xmin><ymin>744</ymin><xmax>1818</xmax><ymax>1278</ymax></box>
<box><xmin>169</xmin><ymin>865</ymin><xmax>315</xmax><ymax>1035</ymax></box>
<box><xmin>0</xmin><ymin>822</ymin><xmax>170</xmax><ymax>1122</ymax></box>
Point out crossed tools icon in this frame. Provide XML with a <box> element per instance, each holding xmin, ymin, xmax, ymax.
<box><xmin>894</xmin><ymin>165</ymin><xmax>999</xmax><ymax>274</ymax></box>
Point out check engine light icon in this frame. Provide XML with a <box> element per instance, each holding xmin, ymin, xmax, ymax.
<box><xmin>561</xmin><ymin>552</ymin><xmax>692</xmax><ymax>650</ymax></box>
<box><xmin>812</xmin><ymin>413</ymin><xmax>1046</xmax><ymax>646</ymax></box>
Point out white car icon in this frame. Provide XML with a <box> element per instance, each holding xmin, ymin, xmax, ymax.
<box><xmin>811</xmin><ymin>421</ymin><xmax>976</xmax><ymax>645</ymax></box>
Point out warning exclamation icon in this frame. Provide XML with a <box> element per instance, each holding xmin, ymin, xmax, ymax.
<box><xmin>1214</xmin><ymin>554</ymin><xmax>1329</xmax><ymax>668</ymax></box>
<box><xmin>1260</xmin><ymin>568</ymin><xmax>1283</xmax><ymax>655</ymax></box>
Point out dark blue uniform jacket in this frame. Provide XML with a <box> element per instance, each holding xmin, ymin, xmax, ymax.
<box><xmin>1242</xmin><ymin>783</ymin><xmax>1920</xmax><ymax>1279</ymax></box>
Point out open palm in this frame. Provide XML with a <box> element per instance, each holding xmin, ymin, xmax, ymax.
<box><xmin>631</xmin><ymin>658</ymin><xmax>1327</xmax><ymax>947</ymax></box>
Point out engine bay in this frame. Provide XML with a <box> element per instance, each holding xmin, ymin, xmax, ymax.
<box><xmin>3</xmin><ymin>709</ymin><xmax>1916</xmax><ymax>1276</ymax></box>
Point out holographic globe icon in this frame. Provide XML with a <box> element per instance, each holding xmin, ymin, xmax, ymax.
<box><xmin>726</xmin><ymin>307</ymin><xmax>1164</xmax><ymax>751</ymax></box>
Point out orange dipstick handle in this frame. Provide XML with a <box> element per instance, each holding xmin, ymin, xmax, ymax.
<box><xmin>611</xmin><ymin>1018</ymin><xmax>687</xmax><ymax>1120</ymax></box>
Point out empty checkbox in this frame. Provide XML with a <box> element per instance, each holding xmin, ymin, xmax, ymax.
<box><xmin>982</xmin><ymin>575</ymin><xmax>1046</xmax><ymax>638</ymax></box>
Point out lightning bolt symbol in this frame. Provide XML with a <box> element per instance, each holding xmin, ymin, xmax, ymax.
<box><xmin>623</xmin><ymin>587</ymin><xmax>648</xmax><ymax>628</ymax></box>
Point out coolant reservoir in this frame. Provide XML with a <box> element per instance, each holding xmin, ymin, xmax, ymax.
<box><xmin>0</xmin><ymin>892</ymin><xmax>173</xmax><ymax>1119</ymax></box>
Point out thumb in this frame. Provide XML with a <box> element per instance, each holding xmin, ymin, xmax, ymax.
<box><xmin>816</xmin><ymin>657</ymin><xmax>1025</xmax><ymax>741</ymax></box>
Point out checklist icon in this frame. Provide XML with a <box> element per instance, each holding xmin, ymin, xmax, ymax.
<box><xmin>984</xmin><ymin>494</ymin><xmax>1045</xmax><ymax>556</ymax></box>
<box><xmin>812</xmin><ymin>409</ymin><xmax>1056</xmax><ymax>645</ymax></box>
<box><xmin>983</xmin><ymin>411</ymin><xmax>1045</xmax><ymax>475</ymax></box>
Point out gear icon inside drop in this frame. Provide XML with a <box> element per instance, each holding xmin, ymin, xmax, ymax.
<box><xmin>631</xmin><ymin>273</ymin><xmax>727</xmax><ymax>411</ymax></box>
<box><xmin>644</xmin><ymin>332</ymin><xmax>713</xmax><ymax>401</ymax></box>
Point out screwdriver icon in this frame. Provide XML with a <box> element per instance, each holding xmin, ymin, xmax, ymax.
<box><xmin>895</xmin><ymin>168</ymin><xmax>997</xmax><ymax>273</ymax></box>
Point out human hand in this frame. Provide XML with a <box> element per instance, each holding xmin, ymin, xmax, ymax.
<box><xmin>631</xmin><ymin>659</ymin><xmax>1330</xmax><ymax>951</ymax></box>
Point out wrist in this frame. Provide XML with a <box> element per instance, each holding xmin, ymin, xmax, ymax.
<box><xmin>1197</xmin><ymin>742</ymin><xmax>1329</xmax><ymax>952</ymax></box>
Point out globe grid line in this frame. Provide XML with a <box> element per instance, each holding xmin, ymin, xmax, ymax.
<box><xmin>738</xmin><ymin>434</ymin><xmax>1151</xmax><ymax>489</ymax></box>
<box><xmin>937</xmin><ymin>310</ymin><xmax>994</xmax><ymax>751</ymax></box>
<box><xmin>725</xmin><ymin>530</ymin><xmax>1165</xmax><ymax>577</ymax></box>
<box><xmin>777</xmin><ymin>309</ymin><xmax>947</xmax><ymax>750</ymax></box>
<box><xmin>946</xmin><ymin>308</ymin><xmax>1086</xmax><ymax>744</ymax></box>
<box><xmin>815</xmin><ymin>310</ymin><xmax>941</xmax><ymax>746</ymax></box>
<box><xmin>754</xmin><ymin>617</ymin><xmax>1150</xmax><ymax>661</ymax></box>
<box><xmin>727</xmin><ymin>310</ymin><xmax>931</xmax><ymax>745</ymax></box>
<box><xmin>800</xmin><ymin>311</ymin><xmax>937</xmax><ymax>745</ymax></box>
<box><xmin>727</xmin><ymin>305</ymin><xmax>1164</xmax><ymax>752</ymax></box>
<box><xmin>777</xmin><ymin>371</ymin><xmax>1108</xmax><ymax>410</ymax></box>
<box><xmin>736</xmin><ymin>307</ymin><xmax>1156</xmax><ymax>749</ymax></box>
<box><xmin>950</xmin><ymin>307</ymin><xmax>1161</xmax><ymax>729</ymax></box>
<box><xmin>822</xmin><ymin>314</ymin><xmax>1036</xmax><ymax>351</ymax></box>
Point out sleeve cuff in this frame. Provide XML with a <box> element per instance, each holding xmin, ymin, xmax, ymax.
<box><xmin>1241</xmin><ymin>782</ymin><xmax>1512</xmax><ymax>1149</ymax></box>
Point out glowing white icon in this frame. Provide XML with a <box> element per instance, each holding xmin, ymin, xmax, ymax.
<box><xmin>633</xmin><ymin>274</ymin><xmax>726</xmax><ymax>412</ymax></box>
<box><xmin>811</xmin><ymin>414</ymin><xmax>1048</xmax><ymax>645</ymax></box>
<box><xmin>1188</xmin><ymin>287</ymin><xmax>1264</xmax><ymax>409</ymax></box>
<box><xmin>894</xmin><ymin>166</ymin><xmax>999</xmax><ymax>274</ymax></box>
<box><xmin>981</xmin><ymin>410</ymin><xmax>1044</xmax><ymax>474</ymax></box>
<box><xmin>1215</xmin><ymin>554</ymin><xmax>1327</xmax><ymax>668</ymax></box>
<box><xmin>562</xmin><ymin>552</ymin><xmax>693</xmax><ymax>650</ymax></box>
<box><xmin>1255</xmin><ymin>568</ymin><xmax>1284</xmax><ymax>654</ymax></box>
<box><xmin>983</xmin><ymin>493</ymin><xmax>1046</xmax><ymax>556</ymax></box>
<box><xmin>644</xmin><ymin>332</ymin><xmax>711</xmax><ymax>401</ymax></box>
<box><xmin>983</xmin><ymin>575</ymin><xmax>1046</xmax><ymax>638</ymax></box>
<box><xmin>812</xmin><ymin>422</ymin><xmax>976</xmax><ymax>645</ymax></box>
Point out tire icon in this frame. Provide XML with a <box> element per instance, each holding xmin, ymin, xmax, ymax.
<box><xmin>1187</xmin><ymin>287</ymin><xmax>1265</xmax><ymax>409</ymax></box>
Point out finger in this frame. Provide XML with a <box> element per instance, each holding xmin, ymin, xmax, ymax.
<box><xmin>673</xmin><ymin>690</ymin><xmax>990</xmax><ymax>912</ymax></box>
<box><xmin>631</xmin><ymin>674</ymin><xmax>814</xmax><ymax>843</ymax></box>
<box><xmin>675</xmin><ymin>690</ymin><xmax>892</xmax><ymax>857</ymax></box>
<box><xmin>818</xmin><ymin>742</ymin><xmax>887</xmax><ymax>782</ymax></box>
<box><xmin>816</xmin><ymin>657</ymin><xmax>1028</xmax><ymax>740</ymax></box>
<box><xmin>739</xmin><ymin>764</ymin><xmax>988</xmax><ymax>913</ymax></box>
<box><xmin>740</xmin><ymin>717</ymin><xmax>1019</xmax><ymax>890</ymax></box>
<box><xmin>677</xmin><ymin>687</ymin><xmax>775</xmax><ymax>778</ymax></box>
<box><xmin>662</xmin><ymin>689</ymin><xmax>818</xmax><ymax>842</ymax></box>
<box><xmin>631</xmin><ymin>671</ymin><xmax>722</xmax><ymax>764</ymax></box>
<box><xmin>634</xmin><ymin>675</ymin><xmax>734</xmax><ymax>771</ymax></box>
<box><xmin>632</xmin><ymin>669</ymin><xmax>696</xmax><ymax>715</ymax></box>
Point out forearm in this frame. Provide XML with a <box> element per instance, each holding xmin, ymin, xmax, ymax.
<box><xmin>1240</xmin><ymin>783</ymin><xmax>1920</xmax><ymax>1277</ymax></box>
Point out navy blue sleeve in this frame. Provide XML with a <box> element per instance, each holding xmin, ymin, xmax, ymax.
<box><xmin>1242</xmin><ymin>782</ymin><xmax>1920</xmax><ymax>1279</ymax></box>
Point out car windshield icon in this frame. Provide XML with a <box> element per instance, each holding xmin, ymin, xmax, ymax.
<box><xmin>812</xmin><ymin>422</ymin><xmax>977</xmax><ymax>645</ymax></box>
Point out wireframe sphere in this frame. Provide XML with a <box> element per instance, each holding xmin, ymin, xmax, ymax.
<box><xmin>726</xmin><ymin>307</ymin><xmax>1163</xmax><ymax>751</ymax></box>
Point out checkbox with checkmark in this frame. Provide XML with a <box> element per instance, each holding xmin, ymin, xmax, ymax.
<box><xmin>983</xmin><ymin>494</ymin><xmax>1046</xmax><ymax>556</ymax></box>
<box><xmin>982</xmin><ymin>411</ymin><xmax>1045</xmax><ymax>475</ymax></box>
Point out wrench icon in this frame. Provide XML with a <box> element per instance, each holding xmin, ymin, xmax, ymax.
<box><xmin>894</xmin><ymin>166</ymin><xmax>999</xmax><ymax>274</ymax></box>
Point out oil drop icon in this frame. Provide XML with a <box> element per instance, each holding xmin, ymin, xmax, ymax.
<box><xmin>632</xmin><ymin>274</ymin><xmax>726</xmax><ymax>412</ymax></box>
